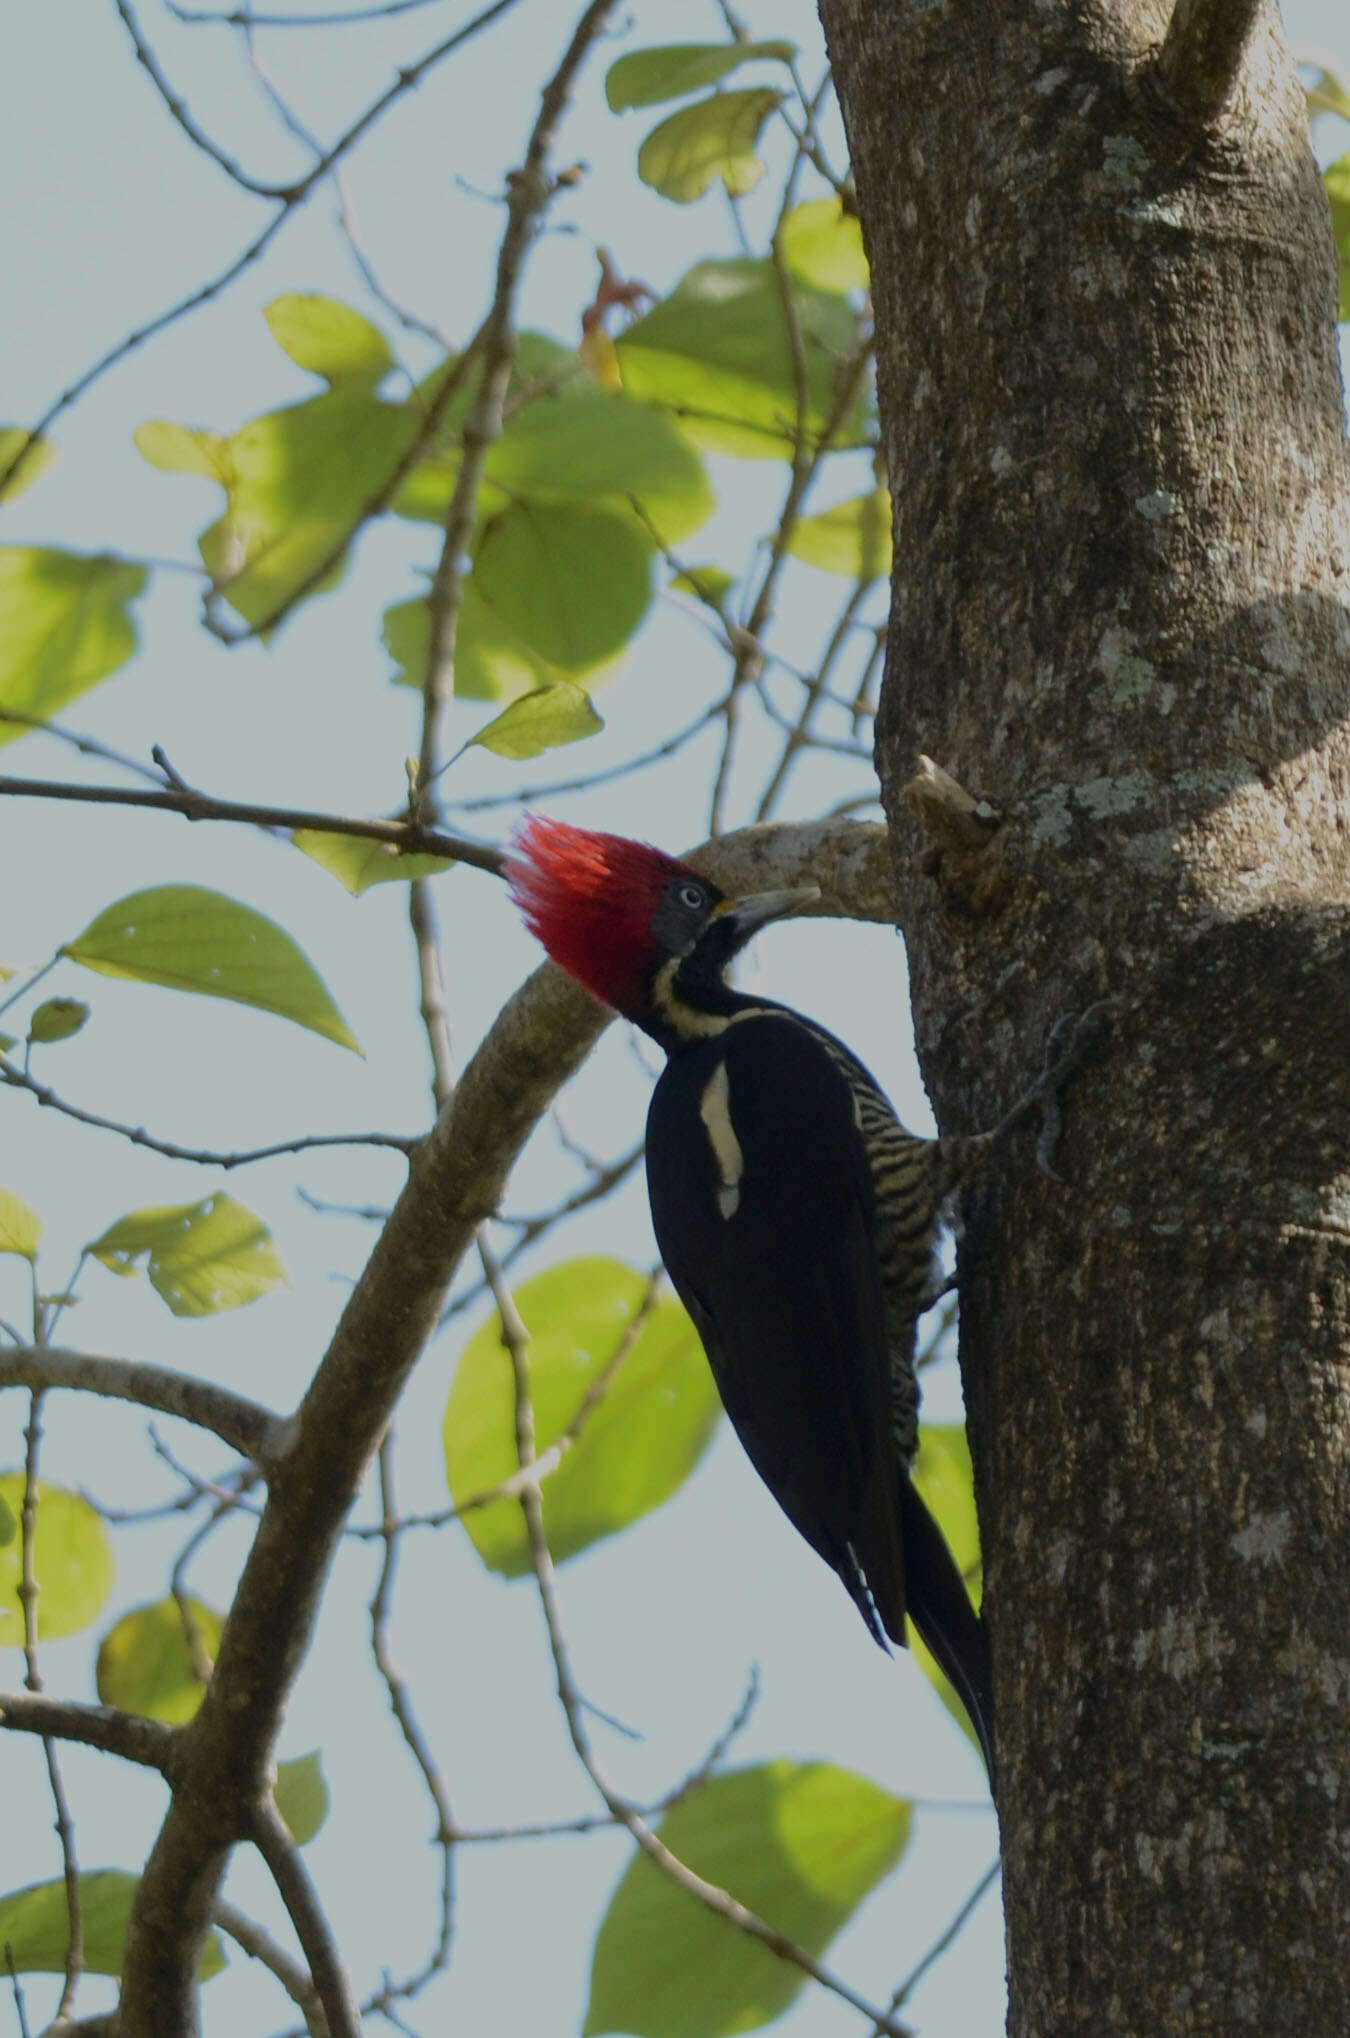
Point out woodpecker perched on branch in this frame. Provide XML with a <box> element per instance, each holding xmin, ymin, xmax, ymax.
<box><xmin>509</xmin><ymin>816</ymin><xmax>1112</xmax><ymax>1787</ymax></box>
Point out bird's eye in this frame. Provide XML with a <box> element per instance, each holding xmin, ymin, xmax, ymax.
<box><xmin>677</xmin><ymin>883</ymin><xmax>705</xmax><ymax>911</ymax></box>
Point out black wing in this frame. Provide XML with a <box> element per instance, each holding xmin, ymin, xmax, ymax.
<box><xmin>645</xmin><ymin>1011</ymin><xmax>906</xmax><ymax>1646</ymax></box>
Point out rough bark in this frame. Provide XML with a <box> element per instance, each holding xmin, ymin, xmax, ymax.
<box><xmin>819</xmin><ymin>1</ymin><xmax>1350</xmax><ymax>2032</ymax></box>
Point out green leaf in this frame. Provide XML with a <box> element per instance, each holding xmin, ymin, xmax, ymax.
<box><xmin>1325</xmin><ymin>151</ymin><xmax>1350</xmax><ymax>323</ymax></box>
<box><xmin>62</xmin><ymin>884</ymin><xmax>359</xmax><ymax>1051</ymax></box>
<box><xmin>0</xmin><ymin>1491</ymin><xmax>14</xmax><ymax>1547</ymax></box>
<box><xmin>787</xmin><ymin>490</ymin><xmax>891</xmax><ymax>578</ymax></box>
<box><xmin>779</xmin><ymin>198</ymin><xmax>868</xmax><ymax>292</ymax></box>
<box><xmin>585</xmin><ymin>1762</ymin><xmax>911</xmax><ymax>2038</ymax></box>
<box><xmin>0</xmin><ymin>429</ymin><xmax>57</xmax><ymax>504</ymax></box>
<box><xmin>606</xmin><ymin>40</ymin><xmax>795</xmax><ymax>111</ymax></box>
<box><xmin>0</xmin><ymin>1477</ymin><xmax>114</xmax><ymax>1645</ymax></box>
<box><xmin>474</xmin><ymin>501</ymin><xmax>652</xmax><ymax>670</ymax></box>
<box><xmin>87</xmin><ymin>1193</ymin><xmax>288</xmax><ymax>1317</ymax></box>
<box><xmin>382</xmin><ymin>578</ymin><xmax>561</xmax><ymax>701</ymax></box>
<box><xmin>265</xmin><ymin>294</ymin><xmax>395</xmax><ymax>385</ymax></box>
<box><xmin>0</xmin><ymin>548</ymin><xmax>147</xmax><ymax>744</ymax></box>
<box><xmin>292</xmin><ymin>828</ymin><xmax>456</xmax><ymax>895</ymax></box>
<box><xmin>913</xmin><ymin>1422</ymin><xmax>981</xmax><ymax>1597</ymax></box>
<box><xmin>0</xmin><ymin>1187</ymin><xmax>43</xmax><ymax>1260</ymax></box>
<box><xmin>27</xmin><ymin>997</ymin><xmax>89</xmax><ymax>1045</ymax></box>
<box><xmin>670</xmin><ymin>563</ymin><xmax>735</xmax><ymax>610</ymax></box>
<box><xmin>180</xmin><ymin>386</ymin><xmax>418</xmax><ymax>628</ymax></box>
<box><xmin>1305</xmin><ymin>62</ymin><xmax>1350</xmax><ymax>125</ymax></box>
<box><xmin>618</xmin><ymin>258</ymin><xmax>870</xmax><ymax>459</ymax></box>
<box><xmin>96</xmin><ymin>1595</ymin><xmax>222</xmax><ymax>1724</ymax></box>
<box><xmin>0</xmin><ymin>1871</ymin><xmax>224</xmax><ymax>1979</ymax></box>
<box><xmin>912</xmin><ymin>1422</ymin><xmax>986</xmax><ymax>1754</ymax></box>
<box><xmin>469</xmin><ymin>681</ymin><xmax>603</xmax><ymax>760</ymax></box>
<box><xmin>444</xmin><ymin>1256</ymin><xmax>720</xmax><ymax>1577</ymax></box>
<box><xmin>638</xmin><ymin>89</ymin><xmax>782</xmax><ymax>204</ymax></box>
<box><xmin>134</xmin><ymin>419</ymin><xmax>228</xmax><ymax>480</ymax></box>
<box><xmin>485</xmin><ymin>383</ymin><xmax>714</xmax><ymax>546</ymax></box>
<box><xmin>275</xmin><ymin>1751</ymin><xmax>330</xmax><ymax>1846</ymax></box>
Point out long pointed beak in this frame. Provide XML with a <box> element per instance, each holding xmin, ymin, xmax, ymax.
<box><xmin>721</xmin><ymin>884</ymin><xmax>821</xmax><ymax>937</ymax></box>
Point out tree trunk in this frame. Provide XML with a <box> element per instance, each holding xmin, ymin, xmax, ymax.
<box><xmin>819</xmin><ymin>2</ymin><xmax>1350</xmax><ymax>2031</ymax></box>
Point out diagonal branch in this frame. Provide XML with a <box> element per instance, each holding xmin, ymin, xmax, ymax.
<box><xmin>112</xmin><ymin>817</ymin><xmax>892</xmax><ymax>2032</ymax></box>
<box><xmin>0</xmin><ymin>1690</ymin><xmax>175</xmax><ymax>1770</ymax></box>
<box><xmin>0</xmin><ymin>773</ymin><xmax>503</xmax><ymax>874</ymax></box>
<box><xmin>1155</xmin><ymin>0</ymin><xmax>1265</xmax><ymax>126</ymax></box>
<box><xmin>0</xmin><ymin>1348</ymin><xmax>285</xmax><ymax>1465</ymax></box>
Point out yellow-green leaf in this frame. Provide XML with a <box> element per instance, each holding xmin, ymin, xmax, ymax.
<box><xmin>779</xmin><ymin>198</ymin><xmax>869</xmax><ymax>292</ymax></box>
<box><xmin>911</xmin><ymin>1422</ymin><xmax>986</xmax><ymax>1755</ymax></box>
<box><xmin>638</xmin><ymin>89</ymin><xmax>782</xmax><ymax>204</ymax></box>
<box><xmin>275</xmin><ymin>1751</ymin><xmax>330</xmax><ymax>1846</ymax></box>
<box><xmin>474</xmin><ymin>501</ymin><xmax>652</xmax><ymax>671</ymax></box>
<box><xmin>62</xmin><ymin>884</ymin><xmax>359</xmax><ymax>1050</ymax></box>
<box><xmin>96</xmin><ymin>1595</ymin><xmax>222</xmax><ymax>1724</ymax></box>
<box><xmin>586</xmin><ymin>1762</ymin><xmax>911</xmax><ymax>2038</ymax></box>
<box><xmin>265</xmin><ymin>294</ymin><xmax>395</xmax><ymax>386</ymax></box>
<box><xmin>0</xmin><ymin>1871</ymin><xmax>224</xmax><ymax>1979</ymax></box>
<box><xmin>469</xmin><ymin>681</ymin><xmax>603</xmax><ymax>760</ymax></box>
<box><xmin>670</xmin><ymin>563</ymin><xmax>735</xmax><ymax>610</ymax></box>
<box><xmin>618</xmin><ymin>258</ymin><xmax>870</xmax><ymax>460</ymax></box>
<box><xmin>0</xmin><ymin>1491</ymin><xmax>15</xmax><ymax>1547</ymax></box>
<box><xmin>0</xmin><ymin>429</ymin><xmax>57</xmax><ymax>505</ymax></box>
<box><xmin>134</xmin><ymin>419</ymin><xmax>228</xmax><ymax>480</ymax></box>
<box><xmin>87</xmin><ymin>1193</ymin><xmax>287</xmax><ymax>1317</ymax></box>
<box><xmin>27</xmin><ymin>997</ymin><xmax>89</xmax><ymax>1045</ymax></box>
<box><xmin>292</xmin><ymin>828</ymin><xmax>456</xmax><ymax>895</ymax></box>
<box><xmin>0</xmin><ymin>1187</ymin><xmax>42</xmax><ymax>1260</ymax></box>
<box><xmin>445</xmin><ymin>1256</ymin><xmax>720</xmax><ymax>1576</ymax></box>
<box><xmin>0</xmin><ymin>548</ymin><xmax>147</xmax><ymax>744</ymax></box>
<box><xmin>787</xmin><ymin>490</ymin><xmax>891</xmax><ymax>578</ymax></box>
<box><xmin>606</xmin><ymin>40</ymin><xmax>795</xmax><ymax>110</ymax></box>
<box><xmin>0</xmin><ymin>1477</ymin><xmax>114</xmax><ymax>1645</ymax></box>
<box><xmin>1325</xmin><ymin>151</ymin><xmax>1350</xmax><ymax>323</ymax></box>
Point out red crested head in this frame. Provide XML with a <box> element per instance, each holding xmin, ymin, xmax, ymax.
<box><xmin>507</xmin><ymin>814</ymin><xmax>702</xmax><ymax>1017</ymax></box>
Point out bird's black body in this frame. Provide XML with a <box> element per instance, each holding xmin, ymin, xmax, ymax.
<box><xmin>507</xmin><ymin>816</ymin><xmax>1004</xmax><ymax>1784</ymax></box>
<box><xmin>646</xmin><ymin>1005</ymin><xmax>995</xmax><ymax>1782</ymax></box>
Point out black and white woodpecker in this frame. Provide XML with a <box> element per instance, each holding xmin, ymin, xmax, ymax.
<box><xmin>509</xmin><ymin>816</ymin><xmax>1109</xmax><ymax>1786</ymax></box>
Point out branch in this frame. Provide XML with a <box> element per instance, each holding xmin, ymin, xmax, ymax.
<box><xmin>0</xmin><ymin>774</ymin><xmax>503</xmax><ymax>874</ymax></box>
<box><xmin>1155</xmin><ymin>0</ymin><xmax>1265</xmax><ymax>126</ymax></box>
<box><xmin>250</xmin><ymin>1799</ymin><xmax>361</xmax><ymax>2038</ymax></box>
<box><xmin>416</xmin><ymin>0</ymin><xmax>623</xmax><ymax>803</ymax></box>
<box><xmin>0</xmin><ymin>1691</ymin><xmax>174</xmax><ymax>1771</ymax></box>
<box><xmin>0</xmin><ymin>1349</ymin><xmax>285</xmax><ymax>1466</ymax></box>
<box><xmin>0</xmin><ymin>1056</ymin><xmax>416</xmax><ymax>1170</ymax></box>
<box><xmin>112</xmin><ymin>817</ymin><xmax>893</xmax><ymax>2027</ymax></box>
<box><xmin>211</xmin><ymin>1901</ymin><xmax>326</xmax><ymax>2036</ymax></box>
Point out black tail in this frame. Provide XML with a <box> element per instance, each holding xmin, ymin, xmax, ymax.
<box><xmin>897</xmin><ymin>1474</ymin><xmax>997</xmax><ymax>1788</ymax></box>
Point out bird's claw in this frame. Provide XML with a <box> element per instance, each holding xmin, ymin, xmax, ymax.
<box><xmin>1030</xmin><ymin>997</ymin><xmax>1121</xmax><ymax>1178</ymax></box>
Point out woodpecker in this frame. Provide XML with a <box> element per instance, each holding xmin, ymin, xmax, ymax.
<box><xmin>508</xmin><ymin>816</ymin><xmax>1109</xmax><ymax>1786</ymax></box>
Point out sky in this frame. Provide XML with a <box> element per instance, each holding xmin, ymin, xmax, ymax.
<box><xmin>2</xmin><ymin>3</ymin><xmax>1347</xmax><ymax>2035</ymax></box>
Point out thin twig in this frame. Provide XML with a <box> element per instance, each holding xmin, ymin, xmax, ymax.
<box><xmin>495</xmin><ymin>1255</ymin><xmax>917</xmax><ymax>2038</ymax></box>
<box><xmin>367</xmin><ymin>1433</ymin><xmax>457</xmax><ymax>2012</ymax></box>
<box><xmin>0</xmin><ymin>0</ymin><xmax>525</xmax><ymax>500</ymax></box>
<box><xmin>880</xmin><ymin>1857</ymin><xmax>1001</xmax><ymax>2026</ymax></box>
<box><xmin>0</xmin><ymin>772</ymin><xmax>502</xmax><ymax>872</ymax></box>
<box><xmin>251</xmin><ymin>1798</ymin><xmax>362</xmax><ymax>2038</ymax></box>
<box><xmin>416</xmin><ymin>0</ymin><xmax>622</xmax><ymax>808</ymax></box>
<box><xmin>1</xmin><ymin>1055</ymin><xmax>416</xmax><ymax>1169</ymax></box>
<box><xmin>19</xmin><ymin>1392</ymin><xmax>84</xmax><ymax>2019</ymax></box>
<box><xmin>213</xmin><ymin>1900</ymin><xmax>328</xmax><ymax>2036</ymax></box>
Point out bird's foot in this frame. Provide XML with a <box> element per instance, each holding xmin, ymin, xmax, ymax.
<box><xmin>992</xmin><ymin>997</ymin><xmax>1122</xmax><ymax>1180</ymax></box>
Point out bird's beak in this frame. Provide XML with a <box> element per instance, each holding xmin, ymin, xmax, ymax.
<box><xmin>719</xmin><ymin>884</ymin><xmax>821</xmax><ymax>938</ymax></box>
